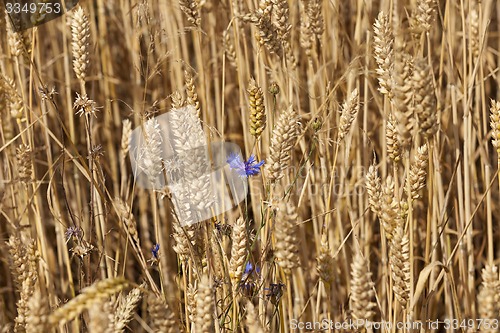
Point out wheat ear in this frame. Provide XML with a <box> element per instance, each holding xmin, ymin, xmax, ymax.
<box><xmin>391</xmin><ymin>49</ymin><xmax>414</xmax><ymax>148</ymax></box>
<box><xmin>25</xmin><ymin>289</ymin><xmax>49</xmax><ymax>333</ymax></box>
<box><xmin>373</xmin><ymin>11</ymin><xmax>394</xmax><ymax>96</ymax></box>
<box><xmin>229</xmin><ymin>217</ymin><xmax>248</xmax><ymax>289</ymax></box>
<box><xmin>411</xmin><ymin>0</ymin><xmax>434</xmax><ymax>34</ymax></box>
<box><xmin>380</xmin><ymin>175</ymin><xmax>399</xmax><ymax>240</ymax></box>
<box><xmin>109</xmin><ymin>284</ymin><xmax>144</xmax><ymax>332</ymax></box>
<box><xmin>316</xmin><ymin>233</ymin><xmax>334</xmax><ymax>284</ymax></box>
<box><xmin>338</xmin><ymin>88</ymin><xmax>360</xmax><ymax>142</ymax></box>
<box><xmin>179</xmin><ymin>0</ymin><xmax>201</xmax><ymax>26</ymax></box>
<box><xmin>390</xmin><ymin>225</ymin><xmax>410</xmax><ymax>308</ymax></box>
<box><xmin>48</xmin><ymin>278</ymin><xmax>128</xmax><ymax>327</ymax></box>
<box><xmin>114</xmin><ymin>198</ymin><xmax>140</xmax><ymax>246</ymax></box>
<box><xmin>246</xmin><ymin>301</ymin><xmax>265</xmax><ymax>333</ymax></box>
<box><xmin>275</xmin><ymin>202</ymin><xmax>300</xmax><ymax>275</ymax></box>
<box><xmin>185</xmin><ymin>70</ymin><xmax>201</xmax><ymax>117</ymax></box>
<box><xmin>477</xmin><ymin>265</ymin><xmax>500</xmax><ymax>330</ymax></box>
<box><xmin>71</xmin><ymin>5</ymin><xmax>90</xmax><ymax>82</ymax></box>
<box><xmin>386</xmin><ymin>114</ymin><xmax>401</xmax><ymax>163</ymax></box>
<box><xmin>0</xmin><ymin>74</ymin><xmax>24</xmax><ymax>119</ymax></box>
<box><xmin>489</xmin><ymin>100</ymin><xmax>500</xmax><ymax>159</ymax></box>
<box><xmin>248</xmin><ymin>78</ymin><xmax>266</xmax><ymax>138</ymax></box>
<box><xmin>406</xmin><ymin>144</ymin><xmax>428</xmax><ymax>200</ymax></box>
<box><xmin>16</xmin><ymin>144</ymin><xmax>32</xmax><ymax>184</ymax></box>
<box><xmin>6</xmin><ymin>16</ymin><xmax>23</xmax><ymax>57</ymax></box>
<box><xmin>195</xmin><ymin>274</ymin><xmax>214</xmax><ymax>332</ymax></box>
<box><xmin>412</xmin><ymin>59</ymin><xmax>437</xmax><ymax>137</ymax></box>
<box><xmin>365</xmin><ymin>165</ymin><xmax>382</xmax><ymax>215</ymax></box>
<box><xmin>349</xmin><ymin>253</ymin><xmax>376</xmax><ymax>321</ymax></box>
<box><xmin>266</xmin><ymin>106</ymin><xmax>300</xmax><ymax>182</ymax></box>
<box><xmin>8</xmin><ymin>236</ymin><xmax>38</xmax><ymax>333</ymax></box>
<box><xmin>147</xmin><ymin>293</ymin><xmax>179</xmax><ymax>332</ymax></box>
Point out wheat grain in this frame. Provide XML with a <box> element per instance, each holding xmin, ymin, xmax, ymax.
<box><xmin>136</xmin><ymin>117</ymin><xmax>164</xmax><ymax>188</ymax></box>
<box><xmin>253</xmin><ymin>9</ymin><xmax>283</xmax><ymax>56</ymax></box>
<box><xmin>8</xmin><ymin>236</ymin><xmax>38</xmax><ymax>333</ymax></box>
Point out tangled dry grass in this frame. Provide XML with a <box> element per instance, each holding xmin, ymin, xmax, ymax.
<box><xmin>1</xmin><ymin>0</ymin><xmax>500</xmax><ymax>332</ymax></box>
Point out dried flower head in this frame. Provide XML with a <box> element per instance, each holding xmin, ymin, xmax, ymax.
<box><xmin>65</xmin><ymin>226</ymin><xmax>83</xmax><ymax>242</ymax></box>
<box><xmin>74</xmin><ymin>93</ymin><xmax>99</xmax><ymax>117</ymax></box>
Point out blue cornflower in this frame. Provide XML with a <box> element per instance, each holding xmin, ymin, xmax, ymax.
<box><xmin>65</xmin><ymin>226</ymin><xmax>83</xmax><ymax>242</ymax></box>
<box><xmin>227</xmin><ymin>153</ymin><xmax>265</xmax><ymax>177</ymax></box>
<box><xmin>239</xmin><ymin>262</ymin><xmax>260</xmax><ymax>297</ymax></box>
<box><xmin>265</xmin><ymin>282</ymin><xmax>285</xmax><ymax>304</ymax></box>
<box><xmin>152</xmin><ymin>244</ymin><xmax>160</xmax><ymax>259</ymax></box>
<box><xmin>242</xmin><ymin>262</ymin><xmax>253</xmax><ymax>280</ymax></box>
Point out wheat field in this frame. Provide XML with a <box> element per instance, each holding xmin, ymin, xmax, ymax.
<box><xmin>1</xmin><ymin>0</ymin><xmax>500</xmax><ymax>332</ymax></box>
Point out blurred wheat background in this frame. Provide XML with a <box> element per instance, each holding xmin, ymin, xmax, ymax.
<box><xmin>1</xmin><ymin>0</ymin><xmax>500</xmax><ymax>332</ymax></box>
